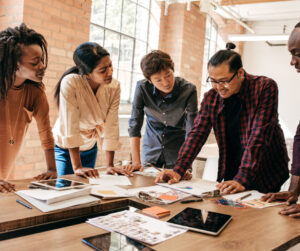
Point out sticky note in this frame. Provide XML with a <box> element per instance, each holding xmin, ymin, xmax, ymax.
<box><xmin>97</xmin><ymin>190</ymin><xmax>117</xmax><ymax>195</ymax></box>
<box><xmin>159</xmin><ymin>194</ymin><xmax>178</xmax><ymax>201</ymax></box>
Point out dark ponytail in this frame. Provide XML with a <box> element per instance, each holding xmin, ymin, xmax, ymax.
<box><xmin>226</xmin><ymin>42</ymin><xmax>236</xmax><ymax>50</ymax></box>
<box><xmin>54</xmin><ymin>42</ymin><xmax>109</xmax><ymax>107</ymax></box>
<box><xmin>208</xmin><ymin>42</ymin><xmax>242</xmax><ymax>73</ymax></box>
<box><xmin>0</xmin><ymin>23</ymin><xmax>48</xmax><ymax>101</ymax></box>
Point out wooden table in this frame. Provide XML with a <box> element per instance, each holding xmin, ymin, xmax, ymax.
<box><xmin>0</xmin><ymin>175</ymin><xmax>299</xmax><ymax>251</ymax></box>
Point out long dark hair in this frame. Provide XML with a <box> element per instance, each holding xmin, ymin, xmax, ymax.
<box><xmin>0</xmin><ymin>23</ymin><xmax>48</xmax><ymax>101</ymax></box>
<box><xmin>208</xmin><ymin>42</ymin><xmax>242</xmax><ymax>72</ymax></box>
<box><xmin>54</xmin><ymin>42</ymin><xmax>110</xmax><ymax>107</ymax></box>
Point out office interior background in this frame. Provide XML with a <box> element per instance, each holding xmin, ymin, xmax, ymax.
<box><xmin>1</xmin><ymin>0</ymin><xmax>299</xmax><ymax>179</ymax></box>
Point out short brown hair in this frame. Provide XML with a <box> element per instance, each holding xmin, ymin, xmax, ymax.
<box><xmin>140</xmin><ymin>50</ymin><xmax>174</xmax><ymax>80</ymax></box>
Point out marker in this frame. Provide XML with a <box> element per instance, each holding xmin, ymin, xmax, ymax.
<box><xmin>180</xmin><ymin>198</ymin><xmax>203</xmax><ymax>204</ymax></box>
<box><xmin>16</xmin><ymin>199</ymin><xmax>32</xmax><ymax>209</ymax></box>
<box><xmin>237</xmin><ymin>193</ymin><xmax>252</xmax><ymax>201</ymax></box>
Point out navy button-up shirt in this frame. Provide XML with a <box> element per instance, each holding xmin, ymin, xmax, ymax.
<box><xmin>128</xmin><ymin>77</ymin><xmax>198</xmax><ymax>167</ymax></box>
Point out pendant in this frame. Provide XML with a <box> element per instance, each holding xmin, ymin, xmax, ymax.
<box><xmin>9</xmin><ymin>137</ymin><xmax>14</xmax><ymax>145</ymax></box>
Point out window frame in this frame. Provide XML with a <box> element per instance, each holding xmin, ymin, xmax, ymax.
<box><xmin>90</xmin><ymin>0</ymin><xmax>154</xmax><ymax>103</ymax></box>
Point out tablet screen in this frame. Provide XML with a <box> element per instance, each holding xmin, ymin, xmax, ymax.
<box><xmin>167</xmin><ymin>207</ymin><xmax>232</xmax><ymax>235</ymax></box>
<box><xmin>33</xmin><ymin>178</ymin><xmax>87</xmax><ymax>189</ymax></box>
<box><xmin>82</xmin><ymin>232</ymin><xmax>154</xmax><ymax>251</ymax></box>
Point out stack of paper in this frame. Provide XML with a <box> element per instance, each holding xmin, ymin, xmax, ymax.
<box><xmin>16</xmin><ymin>187</ymin><xmax>99</xmax><ymax>212</ymax></box>
<box><xmin>90</xmin><ymin>185</ymin><xmax>131</xmax><ymax>199</ymax></box>
<box><xmin>89</xmin><ymin>174</ymin><xmax>132</xmax><ymax>186</ymax></box>
<box><xmin>17</xmin><ymin>187</ymin><xmax>91</xmax><ymax>204</ymax></box>
<box><xmin>142</xmin><ymin>206</ymin><xmax>170</xmax><ymax>219</ymax></box>
<box><xmin>87</xmin><ymin>210</ymin><xmax>186</xmax><ymax>245</ymax></box>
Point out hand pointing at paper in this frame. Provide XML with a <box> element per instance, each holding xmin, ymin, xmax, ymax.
<box><xmin>155</xmin><ymin>169</ymin><xmax>193</xmax><ymax>184</ymax></box>
<box><xmin>155</xmin><ymin>170</ymin><xmax>181</xmax><ymax>184</ymax></box>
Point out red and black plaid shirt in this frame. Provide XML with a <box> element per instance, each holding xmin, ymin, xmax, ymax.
<box><xmin>174</xmin><ymin>72</ymin><xmax>289</xmax><ymax>193</ymax></box>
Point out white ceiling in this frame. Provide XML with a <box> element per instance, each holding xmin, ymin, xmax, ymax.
<box><xmin>214</xmin><ymin>0</ymin><xmax>300</xmax><ymax>22</ymax></box>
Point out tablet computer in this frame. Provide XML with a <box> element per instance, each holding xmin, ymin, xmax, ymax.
<box><xmin>31</xmin><ymin>178</ymin><xmax>88</xmax><ymax>190</ymax></box>
<box><xmin>82</xmin><ymin>232</ymin><xmax>155</xmax><ymax>251</ymax></box>
<box><xmin>167</xmin><ymin>207</ymin><xmax>232</xmax><ymax>236</ymax></box>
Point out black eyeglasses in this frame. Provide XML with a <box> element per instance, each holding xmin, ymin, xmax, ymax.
<box><xmin>206</xmin><ymin>70</ymin><xmax>238</xmax><ymax>85</ymax></box>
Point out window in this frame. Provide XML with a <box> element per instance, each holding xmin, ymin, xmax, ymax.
<box><xmin>90</xmin><ymin>0</ymin><xmax>160</xmax><ymax>103</ymax></box>
<box><xmin>201</xmin><ymin>16</ymin><xmax>218</xmax><ymax>101</ymax></box>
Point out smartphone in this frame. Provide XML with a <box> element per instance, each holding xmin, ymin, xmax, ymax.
<box><xmin>82</xmin><ymin>232</ymin><xmax>155</xmax><ymax>251</ymax></box>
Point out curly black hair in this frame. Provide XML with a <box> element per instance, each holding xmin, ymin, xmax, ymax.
<box><xmin>0</xmin><ymin>23</ymin><xmax>48</xmax><ymax>100</ymax></box>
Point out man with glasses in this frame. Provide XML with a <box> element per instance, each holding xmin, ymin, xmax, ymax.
<box><xmin>156</xmin><ymin>42</ymin><xmax>289</xmax><ymax>195</ymax></box>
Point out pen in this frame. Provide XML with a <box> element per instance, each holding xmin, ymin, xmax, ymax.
<box><xmin>16</xmin><ymin>199</ymin><xmax>32</xmax><ymax>209</ymax></box>
<box><xmin>237</xmin><ymin>193</ymin><xmax>252</xmax><ymax>201</ymax></box>
<box><xmin>201</xmin><ymin>189</ymin><xmax>220</xmax><ymax>198</ymax></box>
<box><xmin>181</xmin><ymin>198</ymin><xmax>203</xmax><ymax>204</ymax></box>
<box><xmin>146</xmin><ymin>163</ymin><xmax>161</xmax><ymax>172</ymax></box>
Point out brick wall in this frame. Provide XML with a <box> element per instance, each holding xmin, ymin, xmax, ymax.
<box><xmin>5</xmin><ymin>0</ymin><xmax>132</xmax><ymax>177</ymax></box>
<box><xmin>11</xmin><ymin>0</ymin><xmax>93</xmax><ymax>178</ymax></box>
<box><xmin>4</xmin><ymin>0</ymin><xmax>245</xmax><ymax>178</ymax></box>
<box><xmin>0</xmin><ymin>0</ymin><xmax>24</xmax><ymax>30</ymax></box>
<box><xmin>159</xmin><ymin>3</ymin><xmax>206</xmax><ymax>98</ymax></box>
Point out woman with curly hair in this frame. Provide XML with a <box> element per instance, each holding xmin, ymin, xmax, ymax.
<box><xmin>0</xmin><ymin>23</ymin><xmax>57</xmax><ymax>192</ymax></box>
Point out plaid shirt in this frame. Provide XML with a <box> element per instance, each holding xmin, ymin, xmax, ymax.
<box><xmin>174</xmin><ymin>72</ymin><xmax>289</xmax><ymax>193</ymax></box>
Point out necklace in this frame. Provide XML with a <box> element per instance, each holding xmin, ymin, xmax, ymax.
<box><xmin>6</xmin><ymin>87</ymin><xmax>25</xmax><ymax>146</ymax></box>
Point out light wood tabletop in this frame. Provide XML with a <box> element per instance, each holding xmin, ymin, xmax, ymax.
<box><xmin>0</xmin><ymin>175</ymin><xmax>299</xmax><ymax>251</ymax></box>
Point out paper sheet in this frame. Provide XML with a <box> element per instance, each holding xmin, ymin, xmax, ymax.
<box><xmin>242</xmin><ymin>199</ymin><xmax>285</xmax><ymax>209</ymax></box>
<box><xmin>16</xmin><ymin>192</ymin><xmax>99</xmax><ymax>212</ymax></box>
<box><xmin>16</xmin><ymin>187</ymin><xmax>91</xmax><ymax>204</ymax></box>
<box><xmin>91</xmin><ymin>185</ymin><xmax>131</xmax><ymax>199</ymax></box>
<box><xmin>222</xmin><ymin>190</ymin><xmax>285</xmax><ymax>209</ymax></box>
<box><xmin>222</xmin><ymin>190</ymin><xmax>264</xmax><ymax>202</ymax></box>
<box><xmin>87</xmin><ymin>210</ymin><xmax>186</xmax><ymax>245</ymax></box>
<box><xmin>128</xmin><ymin>185</ymin><xmax>191</xmax><ymax>204</ymax></box>
<box><xmin>89</xmin><ymin>174</ymin><xmax>132</xmax><ymax>186</ymax></box>
<box><xmin>134</xmin><ymin>167</ymin><xmax>161</xmax><ymax>177</ymax></box>
<box><xmin>158</xmin><ymin>178</ymin><xmax>218</xmax><ymax>197</ymax></box>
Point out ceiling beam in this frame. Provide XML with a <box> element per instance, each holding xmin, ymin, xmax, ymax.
<box><xmin>220</xmin><ymin>0</ymin><xmax>290</xmax><ymax>5</ymax></box>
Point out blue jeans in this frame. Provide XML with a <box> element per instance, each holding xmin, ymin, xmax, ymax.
<box><xmin>55</xmin><ymin>143</ymin><xmax>98</xmax><ymax>176</ymax></box>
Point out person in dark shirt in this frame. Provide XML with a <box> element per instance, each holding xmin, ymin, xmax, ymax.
<box><xmin>124</xmin><ymin>50</ymin><xmax>198</xmax><ymax>178</ymax></box>
<box><xmin>261</xmin><ymin>22</ymin><xmax>300</xmax><ymax>218</ymax></box>
<box><xmin>155</xmin><ymin>42</ymin><xmax>289</xmax><ymax>195</ymax></box>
